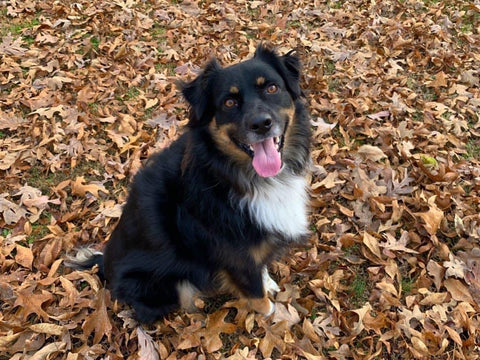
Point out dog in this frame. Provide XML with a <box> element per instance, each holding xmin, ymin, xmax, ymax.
<box><xmin>66</xmin><ymin>44</ymin><xmax>311</xmax><ymax>324</ymax></box>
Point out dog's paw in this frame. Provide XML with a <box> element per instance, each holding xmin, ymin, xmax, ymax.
<box><xmin>264</xmin><ymin>299</ymin><xmax>275</xmax><ymax>317</ymax></box>
<box><xmin>262</xmin><ymin>266</ymin><xmax>281</xmax><ymax>295</ymax></box>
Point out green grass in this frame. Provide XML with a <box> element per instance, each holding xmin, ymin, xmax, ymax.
<box><xmin>155</xmin><ymin>62</ymin><xmax>176</xmax><ymax>76</ymax></box>
<box><xmin>464</xmin><ymin>140</ymin><xmax>480</xmax><ymax>160</ymax></box>
<box><xmin>22</xmin><ymin>35</ymin><xmax>35</xmax><ymax>45</ymax></box>
<box><xmin>328</xmin><ymin>1</ymin><xmax>344</xmax><ymax>9</ymax></box>
<box><xmin>323</xmin><ymin>60</ymin><xmax>336</xmax><ymax>75</ymax></box>
<box><xmin>349</xmin><ymin>274</ymin><xmax>368</xmax><ymax>306</ymax></box>
<box><xmin>88</xmin><ymin>102</ymin><xmax>100</xmax><ymax>115</ymax></box>
<box><xmin>27</xmin><ymin>165</ymin><xmax>69</xmax><ymax>194</ymax></box>
<box><xmin>124</xmin><ymin>86</ymin><xmax>141</xmax><ymax>101</ymax></box>
<box><xmin>151</xmin><ymin>24</ymin><xmax>166</xmax><ymax>41</ymax></box>
<box><xmin>90</xmin><ymin>36</ymin><xmax>100</xmax><ymax>51</ymax></box>
<box><xmin>26</xmin><ymin>222</ymin><xmax>50</xmax><ymax>244</ymax></box>
<box><xmin>2</xmin><ymin>228</ymin><xmax>12</xmax><ymax>237</ymax></box>
<box><xmin>401</xmin><ymin>277</ymin><xmax>415</xmax><ymax>294</ymax></box>
<box><xmin>1</xmin><ymin>17</ymin><xmax>40</xmax><ymax>37</ymax></box>
<box><xmin>27</xmin><ymin>160</ymin><xmax>106</xmax><ymax>195</ymax></box>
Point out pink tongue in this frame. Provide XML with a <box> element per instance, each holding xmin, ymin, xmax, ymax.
<box><xmin>251</xmin><ymin>138</ymin><xmax>282</xmax><ymax>177</ymax></box>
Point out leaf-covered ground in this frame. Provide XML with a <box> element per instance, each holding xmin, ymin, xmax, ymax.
<box><xmin>1</xmin><ymin>0</ymin><xmax>480</xmax><ymax>359</ymax></box>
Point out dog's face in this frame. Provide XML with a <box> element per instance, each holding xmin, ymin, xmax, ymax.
<box><xmin>181</xmin><ymin>45</ymin><xmax>302</xmax><ymax>178</ymax></box>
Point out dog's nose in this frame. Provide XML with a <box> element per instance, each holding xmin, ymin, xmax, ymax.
<box><xmin>249</xmin><ymin>114</ymin><xmax>273</xmax><ymax>135</ymax></box>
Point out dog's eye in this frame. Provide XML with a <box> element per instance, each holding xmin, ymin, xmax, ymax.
<box><xmin>266</xmin><ymin>84</ymin><xmax>279</xmax><ymax>94</ymax></box>
<box><xmin>224</xmin><ymin>98</ymin><xmax>237</xmax><ymax>108</ymax></box>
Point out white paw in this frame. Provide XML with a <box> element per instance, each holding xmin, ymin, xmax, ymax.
<box><xmin>262</xmin><ymin>266</ymin><xmax>281</xmax><ymax>295</ymax></box>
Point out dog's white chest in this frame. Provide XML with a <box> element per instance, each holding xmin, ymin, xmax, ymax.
<box><xmin>242</xmin><ymin>175</ymin><xmax>309</xmax><ymax>239</ymax></box>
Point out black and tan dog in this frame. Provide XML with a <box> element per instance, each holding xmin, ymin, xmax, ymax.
<box><xmin>67</xmin><ymin>44</ymin><xmax>311</xmax><ymax>324</ymax></box>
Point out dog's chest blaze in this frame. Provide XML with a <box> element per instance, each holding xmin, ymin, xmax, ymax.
<box><xmin>241</xmin><ymin>175</ymin><xmax>309</xmax><ymax>240</ymax></box>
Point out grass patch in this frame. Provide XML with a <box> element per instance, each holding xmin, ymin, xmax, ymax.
<box><xmin>464</xmin><ymin>140</ymin><xmax>480</xmax><ymax>160</ymax></box>
<box><xmin>26</xmin><ymin>222</ymin><xmax>50</xmax><ymax>244</ymax></box>
<box><xmin>328</xmin><ymin>1</ymin><xmax>344</xmax><ymax>9</ymax></box>
<box><xmin>90</xmin><ymin>36</ymin><xmax>100</xmax><ymax>51</ymax></box>
<box><xmin>26</xmin><ymin>160</ymin><xmax>106</xmax><ymax>194</ymax></box>
<box><xmin>27</xmin><ymin>165</ymin><xmax>69</xmax><ymax>194</ymax></box>
<box><xmin>0</xmin><ymin>17</ymin><xmax>40</xmax><ymax>37</ymax></box>
<box><xmin>401</xmin><ymin>277</ymin><xmax>416</xmax><ymax>294</ymax></box>
<box><xmin>346</xmin><ymin>268</ymin><xmax>370</xmax><ymax>307</ymax></box>
<box><xmin>151</xmin><ymin>24</ymin><xmax>167</xmax><ymax>41</ymax></box>
<box><xmin>155</xmin><ymin>62</ymin><xmax>176</xmax><ymax>76</ymax></box>
<box><xmin>124</xmin><ymin>86</ymin><xmax>141</xmax><ymax>101</ymax></box>
<box><xmin>2</xmin><ymin>228</ymin><xmax>12</xmax><ymax>237</ymax></box>
<box><xmin>420</xmin><ymin>85</ymin><xmax>438</xmax><ymax>101</ymax></box>
<box><xmin>323</xmin><ymin>60</ymin><xmax>336</xmax><ymax>75</ymax></box>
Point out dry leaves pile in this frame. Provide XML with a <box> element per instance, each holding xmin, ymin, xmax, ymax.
<box><xmin>1</xmin><ymin>0</ymin><xmax>479</xmax><ymax>359</ymax></box>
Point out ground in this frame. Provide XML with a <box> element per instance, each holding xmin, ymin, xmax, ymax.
<box><xmin>0</xmin><ymin>0</ymin><xmax>479</xmax><ymax>359</ymax></box>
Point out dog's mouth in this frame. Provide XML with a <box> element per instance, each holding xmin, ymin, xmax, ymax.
<box><xmin>234</xmin><ymin>135</ymin><xmax>285</xmax><ymax>178</ymax></box>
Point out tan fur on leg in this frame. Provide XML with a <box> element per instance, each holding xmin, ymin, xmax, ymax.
<box><xmin>248</xmin><ymin>296</ymin><xmax>275</xmax><ymax>316</ymax></box>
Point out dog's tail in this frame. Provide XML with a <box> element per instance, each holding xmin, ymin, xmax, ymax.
<box><xmin>64</xmin><ymin>247</ymin><xmax>105</xmax><ymax>279</ymax></box>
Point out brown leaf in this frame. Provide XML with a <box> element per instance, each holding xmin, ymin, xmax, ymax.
<box><xmin>14</xmin><ymin>287</ymin><xmax>53</xmax><ymax>321</ymax></box>
<box><xmin>201</xmin><ymin>309</ymin><xmax>237</xmax><ymax>353</ymax></box>
<box><xmin>137</xmin><ymin>326</ymin><xmax>160</xmax><ymax>360</ymax></box>
<box><xmin>444</xmin><ymin>278</ymin><xmax>474</xmax><ymax>304</ymax></box>
<box><xmin>272</xmin><ymin>303</ymin><xmax>301</xmax><ymax>327</ymax></box>
<box><xmin>29</xmin><ymin>323</ymin><xmax>65</xmax><ymax>336</ymax></box>
<box><xmin>357</xmin><ymin>145</ymin><xmax>387</xmax><ymax>162</ymax></box>
<box><xmin>71</xmin><ymin>176</ymin><xmax>108</xmax><ymax>198</ymax></box>
<box><xmin>15</xmin><ymin>244</ymin><xmax>33</xmax><ymax>269</ymax></box>
<box><xmin>29</xmin><ymin>341</ymin><xmax>66</xmax><ymax>360</ymax></box>
<box><xmin>259</xmin><ymin>329</ymin><xmax>285</xmax><ymax>358</ymax></box>
<box><xmin>82</xmin><ymin>288</ymin><xmax>112</xmax><ymax>344</ymax></box>
<box><xmin>416</xmin><ymin>196</ymin><xmax>443</xmax><ymax>236</ymax></box>
<box><xmin>363</xmin><ymin>232</ymin><xmax>383</xmax><ymax>259</ymax></box>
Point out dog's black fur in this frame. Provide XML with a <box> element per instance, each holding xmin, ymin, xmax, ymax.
<box><xmin>66</xmin><ymin>45</ymin><xmax>311</xmax><ymax>324</ymax></box>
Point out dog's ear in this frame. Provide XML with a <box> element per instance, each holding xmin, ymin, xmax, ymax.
<box><xmin>180</xmin><ymin>59</ymin><xmax>221</xmax><ymax>126</ymax></box>
<box><xmin>254</xmin><ymin>44</ymin><xmax>302</xmax><ymax>99</ymax></box>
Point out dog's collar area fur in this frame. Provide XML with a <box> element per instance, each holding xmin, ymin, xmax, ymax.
<box><xmin>237</xmin><ymin>172</ymin><xmax>309</xmax><ymax>241</ymax></box>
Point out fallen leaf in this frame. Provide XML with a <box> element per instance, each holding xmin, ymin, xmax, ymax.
<box><xmin>82</xmin><ymin>288</ymin><xmax>112</xmax><ymax>344</ymax></box>
<box><xmin>357</xmin><ymin>145</ymin><xmax>387</xmax><ymax>162</ymax></box>
<box><xmin>272</xmin><ymin>303</ymin><xmax>301</xmax><ymax>327</ymax></box>
<box><xmin>15</xmin><ymin>244</ymin><xmax>34</xmax><ymax>270</ymax></box>
<box><xmin>137</xmin><ymin>326</ymin><xmax>160</xmax><ymax>360</ymax></box>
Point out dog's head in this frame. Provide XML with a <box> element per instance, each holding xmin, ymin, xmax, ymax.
<box><xmin>181</xmin><ymin>45</ymin><xmax>302</xmax><ymax>178</ymax></box>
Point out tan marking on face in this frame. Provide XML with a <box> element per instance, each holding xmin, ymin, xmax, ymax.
<box><xmin>256</xmin><ymin>76</ymin><xmax>266</xmax><ymax>86</ymax></box>
<box><xmin>279</xmin><ymin>104</ymin><xmax>296</xmax><ymax>148</ymax></box>
<box><xmin>209</xmin><ymin>118</ymin><xmax>250</xmax><ymax>162</ymax></box>
<box><xmin>230</xmin><ymin>86</ymin><xmax>239</xmax><ymax>94</ymax></box>
<box><xmin>250</xmin><ymin>241</ymin><xmax>273</xmax><ymax>265</ymax></box>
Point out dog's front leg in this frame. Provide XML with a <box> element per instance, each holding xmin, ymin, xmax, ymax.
<box><xmin>226</xmin><ymin>266</ymin><xmax>276</xmax><ymax>316</ymax></box>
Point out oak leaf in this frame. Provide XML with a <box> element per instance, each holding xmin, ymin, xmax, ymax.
<box><xmin>357</xmin><ymin>145</ymin><xmax>387</xmax><ymax>162</ymax></box>
<box><xmin>71</xmin><ymin>176</ymin><xmax>108</xmax><ymax>198</ymax></box>
<box><xmin>415</xmin><ymin>196</ymin><xmax>443</xmax><ymax>236</ymax></box>
<box><xmin>14</xmin><ymin>287</ymin><xmax>53</xmax><ymax>321</ymax></box>
<box><xmin>201</xmin><ymin>309</ymin><xmax>237</xmax><ymax>353</ymax></box>
<box><xmin>137</xmin><ymin>326</ymin><xmax>160</xmax><ymax>360</ymax></box>
<box><xmin>82</xmin><ymin>288</ymin><xmax>112</xmax><ymax>344</ymax></box>
<box><xmin>15</xmin><ymin>244</ymin><xmax>33</xmax><ymax>270</ymax></box>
